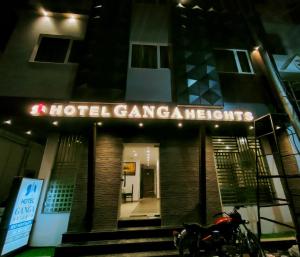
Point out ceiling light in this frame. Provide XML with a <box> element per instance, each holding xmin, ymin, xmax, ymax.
<box><xmin>3</xmin><ymin>120</ymin><xmax>11</xmax><ymax>125</ymax></box>
<box><xmin>68</xmin><ymin>15</ymin><xmax>76</xmax><ymax>21</ymax></box>
<box><xmin>133</xmin><ymin>153</ymin><xmax>138</xmax><ymax>157</ymax></box>
<box><xmin>178</xmin><ymin>123</ymin><xmax>183</xmax><ymax>128</ymax></box>
<box><xmin>97</xmin><ymin>122</ymin><xmax>103</xmax><ymax>126</ymax></box>
<box><xmin>52</xmin><ymin>121</ymin><xmax>59</xmax><ymax>126</ymax></box>
<box><xmin>214</xmin><ymin>124</ymin><xmax>219</xmax><ymax>128</ymax></box>
<box><xmin>192</xmin><ymin>5</ymin><xmax>203</xmax><ymax>10</ymax></box>
<box><xmin>25</xmin><ymin>130</ymin><xmax>32</xmax><ymax>135</ymax></box>
<box><xmin>249</xmin><ymin>126</ymin><xmax>254</xmax><ymax>130</ymax></box>
<box><xmin>94</xmin><ymin>5</ymin><xmax>102</xmax><ymax>8</ymax></box>
<box><xmin>177</xmin><ymin>3</ymin><xmax>185</xmax><ymax>8</ymax></box>
<box><xmin>275</xmin><ymin>126</ymin><xmax>281</xmax><ymax>130</ymax></box>
<box><xmin>94</xmin><ymin>15</ymin><xmax>101</xmax><ymax>19</ymax></box>
<box><xmin>42</xmin><ymin>10</ymin><xmax>48</xmax><ymax>16</ymax></box>
<box><xmin>139</xmin><ymin>123</ymin><xmax>144</xmax><ymax>127</ymax></box>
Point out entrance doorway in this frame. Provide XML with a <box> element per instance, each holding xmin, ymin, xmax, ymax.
<box><xmin>119</xmin><ymin>143</ymin><xmax>160</xmax><ymax>219</ymax></box>
<box><xmin>141</xmin><ymin>166</ymin><xmax>155</xmax><ymax>198</ymax></box>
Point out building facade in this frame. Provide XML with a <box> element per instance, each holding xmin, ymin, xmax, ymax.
<box><xmin>0</xmin><ymin>0</ymin><xmax>300</xmax><ymax>249</ymax></box>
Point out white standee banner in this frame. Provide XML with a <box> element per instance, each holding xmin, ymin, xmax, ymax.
<box><xmin>1</xmin><ymin>178</ymin><xmax>43</xmax><ymax>256</ymax></box>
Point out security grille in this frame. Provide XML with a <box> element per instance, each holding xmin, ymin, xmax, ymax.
<box><xmin>212</xmin><ymin>136</ymin><xmax>275</xmax><ymax>205</ymax></box>
<box><xmin>43</xmin><ymin>135</ymin><xmax>85</xmax><ymax>213</ymax></box>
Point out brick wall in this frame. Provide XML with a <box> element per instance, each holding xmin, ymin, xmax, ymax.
<box><xmin>205</xmin><ymin>136</ymin><xmax>222</xmax><ymax>224</ymax></box>
<box><xmin>93</xmin><ymin>133</ymin><xmax>123</xmax><ymax>230</ymax></box>
<box><xmin>160</xmin><ymin>133</ymin><xmax>200</xmax><ymax>226</ymax></box>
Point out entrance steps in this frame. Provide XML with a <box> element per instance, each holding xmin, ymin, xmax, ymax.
<box><xmin>54</xmin><ymin>218</ymin><xmax>180</xmax><ymax>256</ymax></box>
<box><xmin>80</xmin><ymin>250</ymin><xmax>179</xmax><ymax>256</ymax></box>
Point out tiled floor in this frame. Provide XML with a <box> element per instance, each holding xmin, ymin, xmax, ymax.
<box><xmin>120</xmin><ymin>197</ymin><xmax>160</xmax><ymax>219</ymax></box>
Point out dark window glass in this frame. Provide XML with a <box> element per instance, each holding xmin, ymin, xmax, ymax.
<box><xmin>131</xmin><ymin>44</ymin><xmax>157</xmax><ymax>68</ymax></box>
<box><xmin>68</xmin><ymin>40</ymin><xmax>84</xmax><ymax>63</ymax></box>
<box><xmin>237</xmin><ymin>51</ymin><xmax>251</xmax><ymax>73</ymax></box>
<box><xmin>160</xmin><ymin>46</ymin><xmax>170</xmax><ymax>68</ymax></box>
<box><xmin>213</xmin><ymin>49</ymin><xmax>237</xmax><ymax>72</ymax></box>
<box><xmin>35</xmin><ymin>37</ymin><xmax>70</xmax><ymax>63</ymax></box>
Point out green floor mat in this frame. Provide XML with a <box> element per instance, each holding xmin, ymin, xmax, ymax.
<box><xmin>14</xmin><ymin>247</ymin><xmax>55</xmax><ymax>257</ymax></box>
<box><xmin>261</xmin><ymin>231</ymin><xmax>295</xmax><ymax>239</ymax></box>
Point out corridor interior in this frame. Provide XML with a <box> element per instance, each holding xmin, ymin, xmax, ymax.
<box><xmin>119</xmin><ymin>143</ymin><xmax>160</xmax><ymax>219</ymax></box>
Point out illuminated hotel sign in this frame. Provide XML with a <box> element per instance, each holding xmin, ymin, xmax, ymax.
<box><xmin>29</xmin><ymin>103</ymin><xmax>254</xmax><ymax>122</ymax></box>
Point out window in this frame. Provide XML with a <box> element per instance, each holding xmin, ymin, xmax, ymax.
<box><xmin>160</xmin><ymin>46</ymin><xmax>170</xmax><ymax>68</ymax></box>
<box><xmin>212</xmin><ymin>136</ymin><xmax>275</xmax><ymax>205</ymax></box>
<box><xmin>131</xmin><ymin>44</ymin><xmax>170</xmax><ymax>69</ymax></box>
<box><xmin>132</xmin><ymin>45</ymin><xmax>157</xmax><ymax>68</ymax></box>
<box><xmin>213</xmin><ymin>49</ymin><xmax>254</xmax><ymax>74</ymax></box>
<box><xmin>31</xmin><ymin>35</ymin><xmax>83</xmax><ymax>64</ymax></box>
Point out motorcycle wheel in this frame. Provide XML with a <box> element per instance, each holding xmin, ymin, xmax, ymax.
<box><xmin>242</xmin><ymin>232</ymin><xmax>265</xmax><ymax>257</ymax></box>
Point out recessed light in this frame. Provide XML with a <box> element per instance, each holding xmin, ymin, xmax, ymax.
<box><xmin>214</xmin><ymin>124</ymin><xmax>219</xmax><ymax>128</ymax></box>
<box><xmin>94</xmin><ymin>15</ymin><xmax>101</xmax><ymax>19</ymax></box>
<box><xmin>249</xmin><ymin>126</ymin><xmax>254</xmax><ymax>130</ymax></box>
<box><xmin>139</xmin><ymin>123</ymin><xmax>144</xmax><ymax>127</ymax></box>
<box><xmin>52</xmin><ymin>121</ymin><xmax>59</xmax><ymax>126</ymax></box>
<box><xmin>97</xmin><ymin>122</ymin><xmax>103</xmax><ymax>126</ymax></box>
<box><xmin>94</xmin><ymin>5</ymin><xmax>102</xmax><ymax>8</ymax></box>
<box><xmin>178</xmin><ymin>123</ymin><xmax>183</xmax><ymax>128</ymax></box>
<box><xmin>3</xmin><ymin>120</ymin><xmax>11</xmax><ymax>125</ymax></box>
<box><xmin>275</xmin><ymin>126</ymin><xmax>281</xmax><ymax>130</ymax></box>
<box><xmin>25</xmin><ymin>130</ymin><xmax>32</xmax><ymax>135</ymax></box>
<box><xmin>68</xmin><ymin>15</ymin><xmax>76</xmax><ymax>22</ymax></box>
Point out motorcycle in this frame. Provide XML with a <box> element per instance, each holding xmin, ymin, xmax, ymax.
<box><xmin>173</xmin><ymin>206</ymin><xmax>265</xmax><ymax>257</ymax></box>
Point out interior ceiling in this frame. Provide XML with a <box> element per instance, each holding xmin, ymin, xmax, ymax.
<box><xmin>123</xmin><ymin>143</ymin><xmax>159</xmax><ymax>167</ymax></box>
<box><xmin>28</xmin><ymin>0</ymin><xmax>93</xmax><ymax>14</ymax></box>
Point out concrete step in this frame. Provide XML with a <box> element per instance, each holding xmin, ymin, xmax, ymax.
<box><xmin>62</xmin><ymin>226</ymin><xmax>180</xmax><ymax>243</ymax></box>
<box><xmin>117</xmin><ymin>217</ymin><xmax>161</xmax><ymax>228</ymax></box>
<box><xmin>54</xmin><ymin>237</ymin><xmax>176</xmax><ymax>257</ymax></box>
<box><xmin>80</xmin><ymin>249</ymin><xmax>179</xmax><ymax>256</ymax></box>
